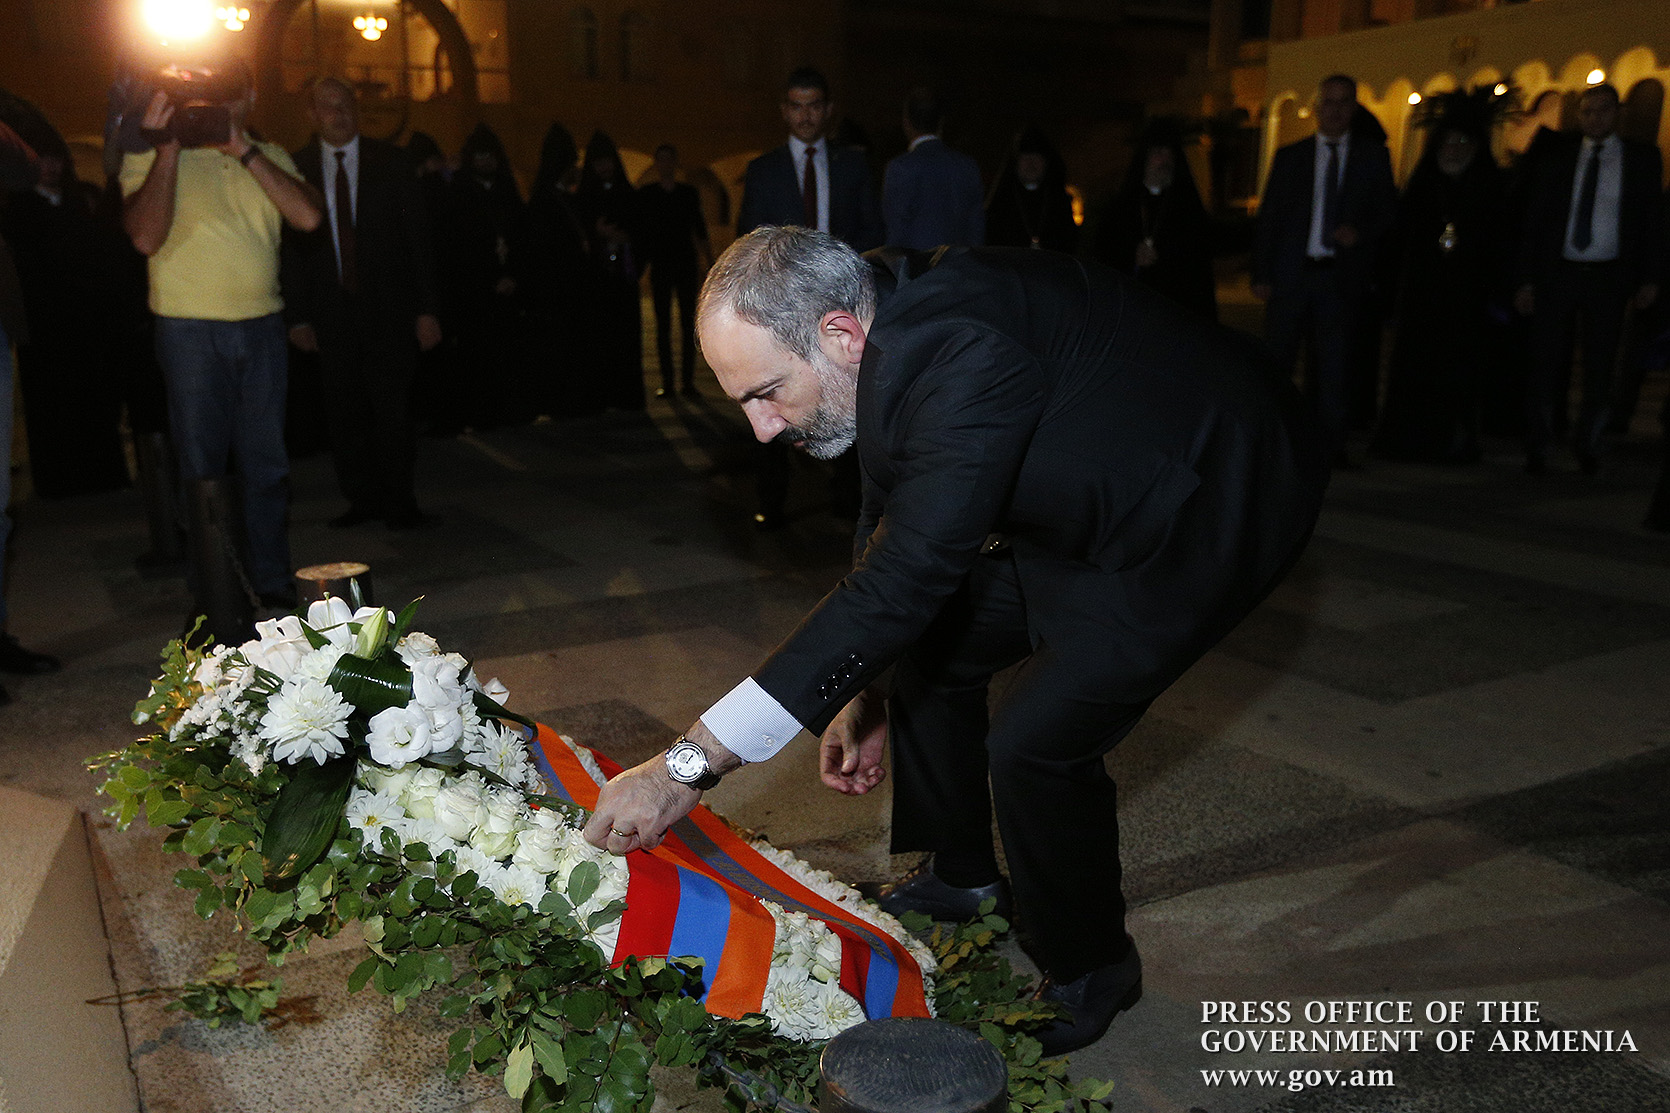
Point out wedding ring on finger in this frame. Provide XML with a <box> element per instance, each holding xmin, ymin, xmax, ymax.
<box><xmin>611</xmin><ymin>828</ymin><xmax>632</xmax><ymax>838</ymax></box>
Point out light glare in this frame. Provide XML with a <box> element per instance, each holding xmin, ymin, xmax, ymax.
<box><xmin>354</xmin><ymin>13</ymin><xmax>389</xmax><ymax>40</ymax></box>
<box><xmin>1587</xmin><ymin>68</ymin><xmax>1606</xmax><ymax>85</ymax></box>
<box><xmin>143</xmin><ymin>0</ymin><xmax>215</xmax><ymax>41</ymax></box>
<box><xmin>1408</xmin><ymin>92</ymin><xmax>1422</xmax><ymax>105</ymax></box>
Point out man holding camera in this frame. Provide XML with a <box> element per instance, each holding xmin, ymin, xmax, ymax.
<box><xmin>120</xmin><ymin>61</ymin><xmax>323</xmax><ymax>614</ymax></box>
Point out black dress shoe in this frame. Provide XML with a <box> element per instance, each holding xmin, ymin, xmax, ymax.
<box><xmin>875</xmin><ymin>864</ymin><xmax>1011</xmax><ymax>922</ymax></box>
<box><xmin>329</xmin><ymin>506</ymin><xmax>380</xmax><ymax>528</ymax></box>
<box><xmin>1034</xmin><ymin>939</ymin><xmax>1143</xmax><ymax>1057</ymax></box>
<box><xmin>0</xmin><ymin>634</ymin><xmax>60</xmax><ymax>675</ymax></box>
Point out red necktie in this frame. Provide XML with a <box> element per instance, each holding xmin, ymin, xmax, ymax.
<box><xmin>334</xmin><ymin>150</ymin><xmax>358</xmax><ymax>292</ymax></box>
<box><xmin>802</xmin><ymin>145</ymin><xmax>819</xmax><ymax>229</ymax></box>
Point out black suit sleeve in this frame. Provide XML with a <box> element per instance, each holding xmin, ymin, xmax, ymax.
<box><xmin>754</xmin><ymin>328</ymin><xmax>1046</xmax><ymax>733</ymax></box>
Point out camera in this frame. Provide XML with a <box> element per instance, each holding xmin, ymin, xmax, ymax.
<box><xmin>139</xmin><ymin>63</ymin><xmax>250</xmax><ymax>148</ymax></box>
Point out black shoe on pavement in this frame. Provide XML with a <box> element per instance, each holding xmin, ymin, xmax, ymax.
<box><xmin>0</xmin><ymin>634</ymin><xmax>60</xmax><ymax>674</ymax></box>
<box><xmin>1033</xmin><ymin>939</ymin><xmax>1143</xmax><ymax>1057</ymax></box>
<box><xmin>875</xmin><ymin>862</ymin><xmax>1012</xmax><ymax>923</ymax></box>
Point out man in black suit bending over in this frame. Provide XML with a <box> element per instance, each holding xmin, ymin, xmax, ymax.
<box><xmin>1513</xmin><ymin>82</ymin><xmax>1662</xmax><ymax>475</ymax></box>
<box><xmin>1253</xmin><ymin>74</ymin><xmax>1396</xmax><ymax>468</ymax></box>
<box><xmin>285</xmin><ymin>77</ymin><xmax>441</xmax><ymax>529</ymax></box>
<box><xmin>586</xmin><ymin>227</ymin><xmax>1329</xmax><ymax>1055</ymax></box>
<box><xmin>735</xmin><ymin>67</ymin><xmax>882</xmax><ymax>529</ymax></box>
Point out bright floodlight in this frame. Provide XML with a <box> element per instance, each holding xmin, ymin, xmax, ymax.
<box><xmin>144</xmin><ymin>0</ymin><xmax>215</xmax><ymax>40</ymax></box>
<box><xmin>1494</xmin><ymin>83</ymin><xmax>1508</xmax><ymax>96</ymax></box>
<box><xmin>1408</xmin><ymin>92</ymin><xmax>1422</xmax><ymax>105</ymax></box>
<box><xmin>1587</xmin><ymin>68</ymin><xmax>1606</xmax><ymax>85</ymax></box>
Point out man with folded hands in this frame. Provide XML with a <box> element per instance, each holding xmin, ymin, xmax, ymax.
<box><xmin>587</xmin><ymin>227</ymin><xmax>1328</xmax><ymax>1055</ymax></box>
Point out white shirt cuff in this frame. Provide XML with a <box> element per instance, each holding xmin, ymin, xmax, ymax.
<box><xmin>701</xmin><ymin>677</ymin><xmax>804</xmax><ymax>763</ymax></box>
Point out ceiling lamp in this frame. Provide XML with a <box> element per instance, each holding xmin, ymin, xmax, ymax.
<box><xmin>1587</xmin><ymin>68</ymin><xmax>1606</xmax><ymax>85</ymax></box>
<box><xmin>1408</xmin><ymin>92</ymin><xmax>1422</xmax><ymax>105</ymax></box>
<box><xmin>142</xmin><ymin>0</ymin><xmax>215</xmax><ymax>42</ymax></box>
<box><xmin>217</xmin><ymin>6</ymin><xmax>249</xmax><ymax>31</ymax></box>
<box><xmin>354</xmin><ymin>12</ymin><xmax>389</xmax><ymax>41</ymax></box>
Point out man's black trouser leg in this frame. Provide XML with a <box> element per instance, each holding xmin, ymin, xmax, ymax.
<box><xmin>887</xmin><ymin>552</ymin><xmax>1143</xmax><ymax>983</ymax></box>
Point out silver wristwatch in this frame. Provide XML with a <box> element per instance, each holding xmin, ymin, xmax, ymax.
<box><xmin>665</xmin><ymin>736</ymin><xmax>722</xmax><ymax>791</ymax></box>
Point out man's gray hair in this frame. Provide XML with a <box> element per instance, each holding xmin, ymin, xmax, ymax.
<box><xmin>698</xmin><ymin>226</ymin><xmax>876</xmax><ymax>360</ymax></box>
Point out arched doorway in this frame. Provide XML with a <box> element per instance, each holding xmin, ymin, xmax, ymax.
<box><xmin>254</xmin><ymin>0</ymin><xmax>479</xmax><ymax>110</ymax></box>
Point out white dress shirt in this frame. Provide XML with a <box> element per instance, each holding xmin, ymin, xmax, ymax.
<box><xmin>1307</xmin><ymin>132</ymin><xmax>1350</xmax><ymax>259</ymax></box>
<box><xmin>1563</xmin><ymin>133</ymin><xmax>1624</xmax><ymax>262</ymax></box>
<box><xmin>701</xmin><ymin>677</ymin><xmax>803</xmax><ymax>763</ymax></box>
<box><xmin>320</xmin><ymin>134</ymin><xmax>361</xmax><ymax>278</ymax></box>
<box><xmin>787</xmin><ymin>134</ymin><xmax>830</xmax><ymax>234</ymax></box>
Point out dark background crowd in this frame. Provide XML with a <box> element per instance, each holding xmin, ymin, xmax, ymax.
<box><xmin>0</xmin><ymin>61</ymin><xmax>1669</xmax><ymax>683</ymax></box>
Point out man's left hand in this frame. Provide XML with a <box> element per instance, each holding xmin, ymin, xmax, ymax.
<box><xmin>819</xmin><ymin>688</ymin><xmax>887</xmax><ymax>795</ymax></box>
<box><xmin>584</xmin><ymin>756</ymin><xmax>699</xmax><ymax>855</ymax></box>
<box><xmin>416</xmin><ymin>314</ymin><xmax>443</xmax><ymax>351</ymax></box>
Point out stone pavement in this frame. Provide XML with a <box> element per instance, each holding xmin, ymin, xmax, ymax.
<box><xmin>0</xmin><ymin>363</ymin><xmax>1667</xmax><ymax>1112</ymax></box>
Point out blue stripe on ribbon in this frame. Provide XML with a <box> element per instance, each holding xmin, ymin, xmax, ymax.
<box><xmin>862</xmin><ymin>949</ymin><xmax>900</xmax><ymax>1019</ymax></box>
<box><xmin>665</xmin><ymin>868</ymin><xmax>732</xmax><ymax>1002</ymax></box>
<box><xmin>529</xmin><ymin>731</ymin><xmax>575</xmax><ymax>803</ymax></box>
<box><xmin>670</xmin><ymin>816</ymin><xmax>906</xmax><ymax>1017</ymax></box>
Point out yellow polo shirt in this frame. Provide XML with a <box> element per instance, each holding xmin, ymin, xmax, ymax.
<box><xmin>119</xmin><ymin>141</ymin><xmax>297</xmax><ymax>321</ymax></box>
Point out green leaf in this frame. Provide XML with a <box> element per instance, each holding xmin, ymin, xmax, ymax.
<box><xmin>326</xmin><ymin>652</ymin><xmax>413</xmax><ymax>719</ymax></box>
<box><xmin>347</xmin><ymin>956</ymin><xmax>381</xmax><ymax>994</ymax></box>
<box><xmin>181</xmin><ymin>817</ymin><xmax>220</xmax><ymax>856</ymax></box>
<box><xmin>473</xmin><ymin>688</ymin><xmax>535</xmax><ymax>731</ymax></box>
<box><xmin>145</xmin><ymin>788</ymin><xmax>192</xmax><ymax>828</ymax></box>
<box><xmin>260</xmin><ymin>755</ymin><xmax>357</xmax><ymax>880</ymax></box>
<box><xmin>566</xmin><ymin>860</ymin><xmax>601</xmax><ymax>906</ymax></box>
<box><xmin>564</xmin><ymin>989</ymin><xmax>607</xmax><ymax>1030</ymax></box>
<box><xmin>504</xmin><ymin>1041</ymin><xmax>535</xmax><ymax>1099</ymax></box>
<box><xmin>530</xmin><ymin>1029</ymin><xmax>567</xmax><ymax>1085</ymax></box>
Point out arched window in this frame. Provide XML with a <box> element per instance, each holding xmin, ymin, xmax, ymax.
<box><xmin>572</xmin><ymin>7</ymin><xmax>600</xmax><ymax>80</ymax></box>
<box><xmin>620</xmin><ymin>10</ymin><xmax>652</xmax><ymax>83</ymax></box>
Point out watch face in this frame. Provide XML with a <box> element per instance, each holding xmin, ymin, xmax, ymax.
<box><xmin>667</xmin><ymin>740</ymin><xmax>709</xmax><ymax>782</ymax></box>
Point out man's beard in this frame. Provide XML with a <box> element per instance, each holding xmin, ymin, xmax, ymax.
<box><xmin>774</xmin><ymin>352</ymin><xmax>857</xmax><ymax>460</ymax></box>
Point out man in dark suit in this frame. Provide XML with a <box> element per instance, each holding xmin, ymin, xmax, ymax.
<box><xmin>882</xmin><ymin>87</ymin><xmax>985</xmax><ymax>250</ymax></box>
<box><xmin>586</xmin><ymin>227</ymin><xmax>1329</xmax><ymax>1055</ymax></box>
<box><xmin>735</xmin><ymin>66</ymin><xmax>882</xmax><ymax>529</ymax></box>
<box><xmin>639</xmin><ymin>143</ymin><xmax>712</xmax><ymax>400</ymax></box>
<box><xmin>1253</xmin><ymin>74</ymin><xmax>1397</xmax><ymax>467</ymax></box>
<box><xmin>1513</xmin><ymin>82</ymin><xmax>1662</xmax><ymax>475</ymax></box>
<box><xmin>284</xmin><ymin>77</ymin><xmax>441</xmax><ymax>528</ymax></box>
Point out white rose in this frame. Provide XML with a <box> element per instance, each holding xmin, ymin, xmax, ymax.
<box><xmin>366</xmin><ymin>704</ymin><xmax>437</xmax><ymax>766</ymax></box>
<box><xmin>396</xmin><ymin>631</ymin><xmax>442</xmax><ymax>665</ymax></box>
<box><xmin>512</xmin><ymin>826</ymin><xmax>563</xmax><ymax>874</ymax></box>
<box><xmin>433</xmin><ymin>778</ymin><xmax>489</xmax><ymax>842</ymax></box>
<box><xmin>400</xmin><ymin>766</ymin><xmax>448</xmax><ymax>819</ymax></box>
<box><xmin>409</xmin><ymin>653</ymin><xmax>468</xmax><ymax>711</ymax></box>
<box><xmin>360</xmin><ymin>760</ymin><xmax>418</xmax><ymax>798</ymax></box>
<box><xmin>468</xmin><ymin>791</ymin><xmax>525</xmax><ymax>860</ymax></box>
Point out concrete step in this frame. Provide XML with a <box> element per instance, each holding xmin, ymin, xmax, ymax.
<box><xmin>0</xmin><ymin>783</ymin><xmax>138</xmax><ymax>1113</ymax></box>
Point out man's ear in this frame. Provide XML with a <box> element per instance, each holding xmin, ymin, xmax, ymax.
<box><xmin>817</xmin><ymin>310</ymin><xmax>867</xmax><ymax>370</ymax></box>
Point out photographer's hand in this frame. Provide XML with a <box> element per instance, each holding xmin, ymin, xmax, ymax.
<box><xmin>123</xmin><ymin>92</ymin><xmax>181</xmax><ymax>256</ymax></box>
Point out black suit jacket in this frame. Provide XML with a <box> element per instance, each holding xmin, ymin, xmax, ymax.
<box><xmin>1254</xmin><ymin>134</ymin><xmax>1397</xmax><ymax>292</ymax></box>
<box><xmin>1516</xmin><ymin>131</ymin><xmax>1664</xmax><ymax>290</ymax></box>
<box><xmin>753</xmin><ymin>248</ymin><xmax>1329</xmax><ymax>734</ymax></box>
<box><xmin>283</xmin><ymin>136</ymin><xmax>439</xmax><ymax>346</ymax></box>
<box><xmin>736</xmin><ymin>142</ymin><xmax>883</xmax><ymax>251</ymax></box>
<box><xmin>883</xmin><ymin>138</ymin><xmax>986</xmax><ymax>250</ymax></box>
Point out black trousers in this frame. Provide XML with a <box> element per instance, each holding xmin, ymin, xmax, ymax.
<box><xmin>317</xmin><ymin>318</ymin><xmax>418</xmax><ymax>516</ymax></box>
<box><xmin>1526</xmin><ymin>260</ymin><xmax>1630</xmax><ymax>462</ymax></box>
<box><xmin>886</xmin><ymin>551</ymin><xmax>1147</xmax><ymax>983</ymax></box>
<box><xmin>651</xmin><ymin>264</ymin><xmax>698</xmax><ymax>391</ymax></box>
<box><xmin>1264</xmin><ymin>265</ymin><xmax>1359</xmax><ymax>453</ymax></box>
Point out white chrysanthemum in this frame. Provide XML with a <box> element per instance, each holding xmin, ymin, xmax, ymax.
<box><xmin>291</xmin><ymin>642</ymin><xmax>347</xmax><ymax>684</ymax></box>
<box><xmin>346</xmin><ymin>788</ymin><xmax>408</xmax><ymax>846</ymax></box>
<box><xmin>261</xmin><ymin>678</ymin><xmax>352</xmax><ymax>764</ymax></box>
<box><xmin>401</xmin><ymin>816</ymin><xmax>457</xmax><ymax>857</ymax></box>
<box><xmin>761</xmin><ymin>967</ymin><xmax>825</xmax><ymax>1041</ymax></box>
<box><xmin>452</xmin><ymin>845</ymin><xmax>503</xmax><ymax>888</ymax></box>
<box><xmin>366</xmin><ymin>703</ymin><xmax>438</xmax><ymax>766</ymax></box>
<box><xmin>811</xmin><ymin>979</ymin><xmax>865</xmax><ymax>1038</ymax></box>
<box><xmin>470</xmin><ymin>723</ymin><xmax>533</xmax><ymax>786</ymax></box>
<box><xmin>487</xmin><ymin>863</ymin><xmax>548</xmax><ymax>908</ymax></box>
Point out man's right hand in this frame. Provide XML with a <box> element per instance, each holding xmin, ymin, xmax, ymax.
<box><xmin>141</xmin><ymin>92</ymin><xmax>180</xmax><ymax>155</ymax></box>
<box><xmin>288</xmin><ymin>323</ymin><xmax>319</xmax><ymax>352</ymax></box>
<box><xmin>819</xmin><ymin>688</ymin><xmax>887</xmax><ymax>796</ymax></box>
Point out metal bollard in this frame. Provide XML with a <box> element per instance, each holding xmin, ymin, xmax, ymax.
<box><xmin>134</xmin><ymin>431</ymin><xmax>184</xmax><ymax>569</ymax></box>
<box><xmin>185</xmin><ymin>476</ymin><xmax>254</xmax><ymax>646</ymax></box>
<box><xmin>295</xmin><ymin>562</ymin><xmax>373</xmax><ymax>609</ymax></box>
<box><xmin>819</xmin><ymin>1018</ymin><xmax>1007</xmax><ymax>1113</ymax></box>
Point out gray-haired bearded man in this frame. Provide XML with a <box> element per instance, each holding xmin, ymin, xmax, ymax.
<box><xmin>586</xmin><ymin>227</ymin><xmax>1328</xmax><ymax>1054</ymax></box>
